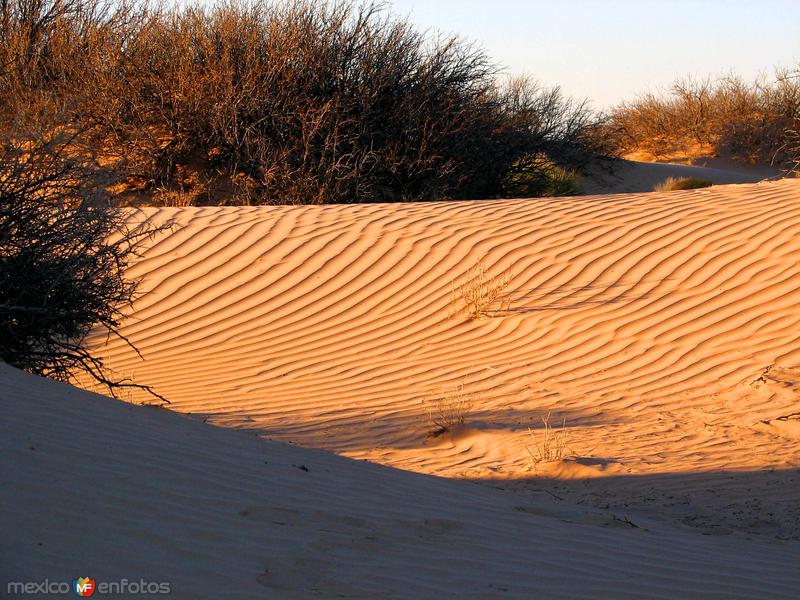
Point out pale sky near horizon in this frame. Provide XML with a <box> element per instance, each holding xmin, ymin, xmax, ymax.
<box><xmin>389</xmin><ymin>0</ymin><xmax>800</xmax><ymax>109</ymax></box>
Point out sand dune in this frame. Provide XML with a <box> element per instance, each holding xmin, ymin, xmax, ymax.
<box><xmin>77</xmin><ymin>179</ymin><xmax>800</xmax><ymax>543</ymax></box>
<box><xmin>3</xmin><ymin>363</ymin><xmax>799</xmax><ymax>599</ymax></box>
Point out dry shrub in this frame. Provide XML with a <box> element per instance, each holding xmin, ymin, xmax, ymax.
<box><xmin>0</xmin><ymin>0</ymin><xmax>613</xmax><ymax>204</ymax></box>
<box><xmin>526</xmin><ymin>412</ymin><xmax>570</xmax><ymax>466</ymax></box>
<box><xmin>609</xmin><ymin>71</ymin><xmax>800</xmax><ymax>167</ymax></box>
<box><xmin>653</xmin><ymin>177</ymin><xmax>712</xmax><ymax>192</ymax></box>
<box><xmin>424</xmin><ymin>383</ymin><xmax>474</xmax><ymax>434</ymax></box>
<box><xmin>451</xmin><ymin>259</ymin><xmax>513</xmax><ymax>319</ymax></box>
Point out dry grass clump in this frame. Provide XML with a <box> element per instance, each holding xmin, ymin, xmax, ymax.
<box><xmin>526</xmin><ymin>412</ymin><xmax>570</xmax><ymax>466</ymax></box>
<box><xmin>653</xmin><ymin>177</ymin><xmax>713</xmax><ymax>192</ymax></box>
<box><xmin>424</xmin><ymin>383</ymin><xmax>475</xmax><ymax>434</ymax></box>
<box><xmin>451</xmin><ymin>259</ymin><xmax>513</xmax><ymax>319</ymax></box>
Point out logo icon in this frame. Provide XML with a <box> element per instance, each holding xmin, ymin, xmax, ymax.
<box><xmin>73</xmin><ymin>577</ymin><xmax>96</xmax><ymax>597</ymax></box>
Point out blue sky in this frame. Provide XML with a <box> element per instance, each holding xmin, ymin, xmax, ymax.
<box><xmin>389</xmin><ymin>0</ymin><xmax>800</xmax><ymax>109</ymax></box>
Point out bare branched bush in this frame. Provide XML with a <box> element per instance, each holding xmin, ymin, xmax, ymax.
<box><xmin>0</xmin><ymin>126</ymin><xmax>169</xmax><ymax>401</ymax></box>
<box><xmin>778</xmin><ymin>72</ymin><xmax>800</xmax><ymax>174</ymax></box>
<box><xmin>450</xmin><ymin>259</ymin><xmax>513</xmax><ymax>319</ymax></box>
<box><xmin>0</xmin><ymin>0</ymin><xmax>613</xmax><ymax>204</ymax></box>
<box><xmin>526</xmin><ymin>412</ymin><xmax>570</xmax><ymax>467</ymax></box>
<box><xmin>784</xmin><ymin>125</ymin><xmax>800</xmax><ymax>175</ymax></box>
<box><xmin>423</xmin><ymin>383</ymin><xmax>475</xmax><ymax>434</ymax></box>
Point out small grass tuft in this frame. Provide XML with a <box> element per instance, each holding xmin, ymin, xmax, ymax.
<box><xmin>526</xmin><ymin>412</ymin><xmax>570</xmax><ymax>467</ymax></box>
<box><xmin>424</xmin><ymin>383</ymin><xmax>475</xmax><ymax>435</ymax></box>
<box><xmin>450</xmin><ymin>259</ymin><xmax>513</xmax><ymax>319</ymax></box>
<box><xmin>653</xmin><ymin>176</ymin><xmax>713</xmax><ymax>192</ymax></box>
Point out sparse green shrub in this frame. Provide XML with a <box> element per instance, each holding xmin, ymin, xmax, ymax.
<box><xmin>544</xmin><ymin>165</ymin><xmax>582</xmax><ymax>196</ymax></box>
<box><xmin>505</xmin><ymin>157</ymin><xmax>581</xmax><ymax>197</ymax></box>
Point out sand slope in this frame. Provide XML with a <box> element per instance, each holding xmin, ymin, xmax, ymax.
<box><xmin>3</xmin><ymin>364</ymin><xmax>799</xmax><ymax>599</ymax></box>
<box><xmin>582</xmin><ymin>158</ymin><xmax>781</xmax><ymax>194</ymax></box>
<box><xmin>83</xmin><ymin>179</ymin><xmax>800</xmax><ymax>537</ymax></box>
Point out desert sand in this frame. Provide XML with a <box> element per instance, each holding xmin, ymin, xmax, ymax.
<box><xmin>4</xmin><ymin>178</ymin><xmax>800</xmax><ymax>597</ymax></box>
<box><xmin>3</xmin><ymin>363</ymin><xmax>800</xmax><ymax>599</ymax></box>
<box><xmin>582</xmin><ymin>158</ymin><xmax>782</xmax><ymax>194</ymax></box>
